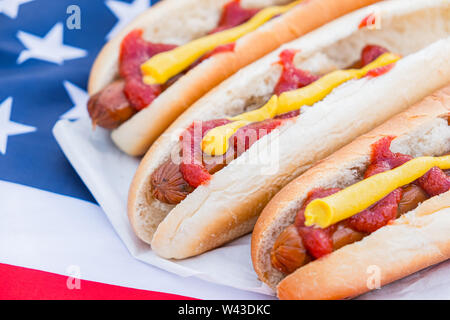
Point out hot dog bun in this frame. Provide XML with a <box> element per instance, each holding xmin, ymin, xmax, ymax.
<box><xmin>90</xmin><ymin>0</ymin><xmax>381</xmax><ymax>156</ymax></box>
<box><xmin>251</xmin><ymin>84</ymin><xmax>450</xmax><ymax>298</ymax></box>
<box><xmin>129</xmin><ymin>0</ymin><xmax>450</xmax><ymax>259</ymax></box>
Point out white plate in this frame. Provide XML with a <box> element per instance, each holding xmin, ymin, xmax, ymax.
<box><xmin>53</xmin><ymin>118</ymin><xmax>450</xmax><ymax>299</ymax></box>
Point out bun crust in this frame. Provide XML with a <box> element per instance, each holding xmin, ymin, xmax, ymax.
<box><xmin>128</xmin><ymin>0</ymin><xmax>450</xmax><ymax>259</ymax></box>
<box><xmin>251</xmin><ymin>85</ymin><xmax>450</xmax><ymax>297</ymax></box>
<box><xmin>89</xmin><ymin>0</ymin><xmax>381</xmax><ymax>156</ymax></box>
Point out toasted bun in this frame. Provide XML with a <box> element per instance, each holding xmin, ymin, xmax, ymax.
<box><xmin>251</xmin><ymin>84</ymin><xmax>450</xmax><ymax>296</ymax></box>
<box><xmin>129</xmin><ymin>0</ymin><xmax>450</xmax><ymax>259</ymax></box>
<box><xmin>90</xmin><ymin>0</ymin><xmax>381</xmax><ymax>156</ymax></box>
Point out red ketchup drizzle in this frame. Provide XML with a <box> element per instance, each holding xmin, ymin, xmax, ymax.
<box><xmin>294</xmin><ymin>188</ymin><xmax>342</xmax><ymax>259</ymax></box>
<box><xmin>180</xmin><ymin>119</ymin><xmax>231</xmax><ymax>187</ymax></box>
<box><xmin>274</xmin><ymin>49</ymin><xmax>320</xmax><ymax>95</ymax></box>
<box><xmin>363</xmin><ymin>136</ymin><xmax>413</xmax><ymax>178</ymax></box>
<box><xmin>366</xmin><ymin>64</ymin><xmax>395</xmax><ymax>77</ymax></box>
<box><xmin>119</xmin><ymin>29</ymin><xmax>177</xmax><ymax>110</ymax></box>
<box><xmin>418</xmin><ymin>167</ymin><xmax>450</xmax><ymax>197</ymax></box>
<box><xmin>210</xmin><ymin>0</ymin><xmax>260</xmax><ymax>34</ymax></box>
<box><xmin>347</xmin><ymin>137</ymin><xmax>408</xmax><ymax>233</ymax></box>
<box><xmin>348</xmin><ymin>190</ymin><xmax>403</xmax><ymax>233</ymax></box>
<box><xmin>358</xmin><ymin>13</ymin><xmax>376</xmax><ymax>29</ymax></box>
<box><xmin>359</xmin><ymin>44</ymin><xmax>395</xmax><ymax>77</ymax></box>
<box><xmin>275</xmin><ymin>110</ymin><xmax>301</xmax><ymax>119</ymax></box>
<box><xmin>361</xmin><ymin>45</ymin><xmax>389</xmax><ymax>67</ymax></box>
<box><xmin>179</xmin><ymin>118</ymin><xmax>284</xmax><ymax>187</ymax></box>
<box><xmin>179</xmin><ymin>163</ymin><xmax>211</xmax><ymax>189</ymax></box>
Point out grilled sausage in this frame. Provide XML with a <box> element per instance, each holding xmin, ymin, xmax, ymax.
<box><xmin>87</xmin><ymin>80</ymin><xmax>136</xmax><ymax>129</ymax></box>
<box><xmin>149</xmin><ymin>160</ymin><xmax>194</xmax><ymax>205</ymax></box>
<box><xmin>397</xmin><ymin>184</ymin><xmax>429</xmax><ymax>217</ymax></box>
<box><xmin>332</xmin><ymin>223</ymin><xmax>365</xmax><ymax>251</ymax></box>
<box><xmin>271</xmin><ymin>225</ymin><xmax>311</xmax><ymax>274</ymax></box>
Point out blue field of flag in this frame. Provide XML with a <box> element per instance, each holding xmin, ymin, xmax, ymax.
<box><xmin>0</xmin><ymin>0</ymin><xmax>160</xmax><ymax>202</ymax></box>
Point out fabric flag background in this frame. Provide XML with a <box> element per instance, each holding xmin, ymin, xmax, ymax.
<box><xmin>0</xmin><ymin>0</ymin><xmax>271</xmax><ymax>300</ymax></box>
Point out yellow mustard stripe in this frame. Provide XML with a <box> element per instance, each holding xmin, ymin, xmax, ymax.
<box><xmin>277</xmin><ymin>52</ymin><xmax>400</xmax><ymax>113</ymax></box>
<box><xmin>304</xmin><ymin>155</ymin><xmax>450</xmax><ymax>229</ymax></box>
<box><xmin>201</xmin><ymin>120</ymin><xmax>250</xmax><ymax>156</ymax></box>
<box><xmin>141</xmin><ymin>0</ymin><xmax>302</xmax><ymax>85</ymax></box>
<box><xmin>201</xmin><ymin>52</ymin><xmax>401</xmax><ymax>156</ymax></box>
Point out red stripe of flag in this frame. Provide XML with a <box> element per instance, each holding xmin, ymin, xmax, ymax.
<box><xmin>0</xmin><ymin>263</ymin><xmax>195</xmax><ymax>300</ymax></box>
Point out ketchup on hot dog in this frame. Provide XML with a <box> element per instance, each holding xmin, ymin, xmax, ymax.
<box><xmin>271</xmin><ymin>137</ymin><xmax>450</xmax><ymax>275</ymax></box>
<box><xmin>210</xmin><ymin>0</ymin><xmax>261</xmax><ymax>34</ymax></box>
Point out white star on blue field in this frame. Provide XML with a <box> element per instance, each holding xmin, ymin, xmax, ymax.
<box><xmin>60</xmin><ymin>80</ymin><xmax>90</xmax><ymax>120</ymax></box>
<box><xmin>17</xmin><ymin>22</ymin><xmax>87</xmax><ymax>65</ymax></box>
<box><xmin>0</xmin><ymin>97</ymin><xmax>36</xmax><ymax>155</ymax></box>
<box><xmin>0</xmin><ymin>0</ymin><xmax>159</xmax><ymax>201</ymax></box>
<box><xmin>106</xmin><ymin>0</ymin><xmax>150</xmax><ymax>40</ymax></box>
<box><xmin>0</xmin><ymin>0</ymin><xmax>34</xmax><ymax>19</ymax></box>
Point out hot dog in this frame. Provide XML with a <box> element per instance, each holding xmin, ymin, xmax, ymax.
<box><xmin>251</xmin><ymin>84</ymin><xmax>450</xmax><ymax>299</ymax></box>
<box><xmin>128</xmin><ymin>0</ymin><xmax>450</xmax><ymax>259</ymax></box>
<box><xmin>88</xmin><ymin>0</ymin><xmax>379</xmax><ymax>156</ymax></box>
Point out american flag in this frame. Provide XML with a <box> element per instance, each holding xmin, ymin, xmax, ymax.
<box><xmin>0</xmin><ymin>0</ymin><xmax>267</xmax><ymax>300</ymax></box>
<box><xmin>2</xmin><ymin>0</ymin><xmax>449</xmax><ymax>301</ymax></box>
